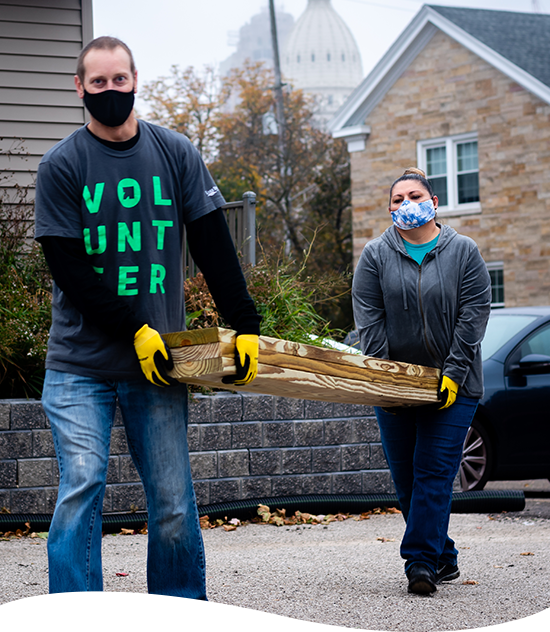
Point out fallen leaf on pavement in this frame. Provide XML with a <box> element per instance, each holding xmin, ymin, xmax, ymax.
<box><xmin>223</xmin><ymin>524</ymin><xmax>237</xmax><ymax>531</ymax></box>
<box><xmin>520</xmin><ymin>552</ymin><xmax>534</xmax><ymax>556</ymax></box>
<box><xmin>377</xmin><ymin>537</ymin><xmax>396</xmax><ymax>542</ymax></box>
<box><xmin>116</xmin><ymin>572</ymin><xmax>129</xmax><ymax>577</ymax></box>
<box><xmin>462</xmin><ymin>580</ymin><xmax>479</xmax><ymax>585</ymax></box>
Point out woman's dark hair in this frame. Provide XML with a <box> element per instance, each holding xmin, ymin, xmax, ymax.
<box><xmin>389</xmin><ymin>167</ymin><xmax>434</xmax><ymax>204</ymax></box>
<box><xmin>76</xmin><ymin>36</ymin><xmax>136</xmax><ymax>83</ymax></box>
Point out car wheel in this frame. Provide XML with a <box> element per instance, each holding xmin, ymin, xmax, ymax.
<box><xmin>460</xmin><ymin>419</ymin><xmax>493</xmax><ymax>491</ymax></box>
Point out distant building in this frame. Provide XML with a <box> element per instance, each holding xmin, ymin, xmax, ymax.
<box><xmin>219</xmin><ymin>5</ymin><xmax>295</xmax><ymax>76</ymax></box>
<box><xmin>282</xmin><ymin>0</ymin><xmax>363</xmax><ymax>126</ymax></box>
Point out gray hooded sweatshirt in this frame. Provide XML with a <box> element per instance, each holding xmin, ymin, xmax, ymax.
<box><xmin>352</xmin><ymin>224</ymin><xmax>492</xmax><ymax>399</ymax></box>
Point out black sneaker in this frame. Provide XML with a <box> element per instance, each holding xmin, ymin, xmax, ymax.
<box><xmin>436</xmin><ymin>564</ymin><xmax>460</xmax><ymax>584</ymax></box>
<box><xmin>407</xmin><ymin>564</ymin><xmax>437</xmax><ymax>594</ymax></box>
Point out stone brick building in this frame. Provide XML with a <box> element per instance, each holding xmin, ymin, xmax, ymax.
<box><xmin>330</xmin><ymin>6</ymin><xmax>550</xmax><ymax>308</ymax></box>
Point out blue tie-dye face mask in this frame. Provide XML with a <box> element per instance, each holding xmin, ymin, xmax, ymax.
<box><xmin>391</xmin><ymin>199</ymin><xmax>436</xmax><ymax>230</ymax></box>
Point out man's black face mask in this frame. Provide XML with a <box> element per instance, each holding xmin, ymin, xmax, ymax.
<box><xmin>84</xmin><ymin>88</ymin><xmax>135</xmax><ymax>127</ymax></box>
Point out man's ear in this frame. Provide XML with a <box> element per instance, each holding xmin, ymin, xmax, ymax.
<box><xmin>74</xmin><ymin>75</ymin><xmax>85</xmax><ymax>99</ymax></box>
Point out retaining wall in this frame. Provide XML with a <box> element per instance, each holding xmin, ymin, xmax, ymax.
<box><xmin>0</xmin><ymin>393</ymin><xmax>393</xmax><ymax>514</ymax></box>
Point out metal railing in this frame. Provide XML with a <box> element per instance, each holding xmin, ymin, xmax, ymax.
<box><xmin>183</xmin><ymin>191</ymin><xmax>256</xmax><ymax>278</ymax></box>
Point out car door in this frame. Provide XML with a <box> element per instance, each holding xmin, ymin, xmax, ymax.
<box><xmin>501</xmin><ymin>323</ymin><xmax>550</xmax><ymax>474</ymax></box>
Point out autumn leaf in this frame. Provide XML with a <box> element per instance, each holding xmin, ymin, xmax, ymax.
<box><xmin>223</xmin><ymin>524</ymin><xmax>237</xmax><ymax>532</ymax></box>
<box><xmin>377</xmin><ymin>537</ymin><xmax>396</xmax><ymax>543</ymax></box>
<box><xmin>116</xmin><ymin>572</ymin><xmax>129</xmax><ymax>577</ymax></box>
<box><xmin>119</xmin><ymin>528</ymin><xmax>134</xmax><ymax>536</ymax></box>
<box><xmin>257</xmin><ymin>504</ymin><xmax>271</xmax><ymax>523</ymax></box>
<box><xmin>462</xmin><ymin>580</ymin><xmax>479</xmax><ymax>585</ymax></box>
<box><xmin>520</xmin><ymin>552</ymin><xmax>534</xmax><ymax>556</ymax></box>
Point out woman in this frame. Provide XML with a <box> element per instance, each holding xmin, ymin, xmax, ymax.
<box><xmin>352</xmin><ymin>167</ymin><xmax>491</xmax><ymax>595</ymax></box>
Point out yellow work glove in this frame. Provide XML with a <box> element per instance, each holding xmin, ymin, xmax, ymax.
<box><xmin>438</xmin><ymin>375</ymin><xmax>459</xmax><ymax>410</ymax></box>
<box><xmin>222</xmin><ymin>334</ymin><xmax>259</xmax><ymax>386</ymax></box>
<box><xmin>134</xmin><ymin>324</ymin><xmax>178</xmax><ymax>387</ymax></box>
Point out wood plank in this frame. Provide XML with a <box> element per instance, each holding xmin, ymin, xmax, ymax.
<box><xmin>169</xmin><ymin>342</ymin><xmax>235</xmax><ymax>365</ymax></box>
<box><xmin>258</xmin><ymin>348</ymin><xmax>439</xmax><ymax>389</ymax></box>
<box><xmin>162</xmin><ymin>328</ymin><xmax>235</xmax><ymax>348</ymax></box>
<box><xmin>165</xmin><ymin>327</ymin><xmax>439</xmax><ymax>384</ymax></box>
<box><xmin>174</xmin><ymin>363</ymin><xmax>439</xmax><ymax>407</ymax></box>
<box><xmin>165</xmin><ymin>327</ymin><xmax>440</xmax><ymax>407</ymax></box>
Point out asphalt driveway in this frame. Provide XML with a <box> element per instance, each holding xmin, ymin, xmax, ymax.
<box><xmin>1</xmin><ymin>492</ymin><xmax>549</xmax><ymax>631</ymax></box>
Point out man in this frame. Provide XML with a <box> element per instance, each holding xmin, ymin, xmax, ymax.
<box><xmin>34</xmin><ymin>36</ymin><xmax>261</xmax><ymax>598</ymax></box>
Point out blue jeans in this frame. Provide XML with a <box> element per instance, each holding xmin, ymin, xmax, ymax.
<box><xmin>375</xmin><ymin>396</ymin><xmax>478</xmax><ymax>575</ymax></box>
<box><xmin>42</xmin><ymin>369</ymin><xmax>206</xmax><ymax>598</ymax></box>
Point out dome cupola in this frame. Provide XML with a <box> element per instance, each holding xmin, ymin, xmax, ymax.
<box><xmin>282</xmin><ymin>0</ymin><xmax>363</xmax><ymax>122</ymax></box>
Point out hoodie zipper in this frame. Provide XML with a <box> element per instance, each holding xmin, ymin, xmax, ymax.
<box><xmin>418</xmin><ymin>262</ymin><xmax>441</xmax><ymax>368</ymax></box>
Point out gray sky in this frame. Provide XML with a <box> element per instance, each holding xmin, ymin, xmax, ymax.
<box><xmin>93</xmin><ymin>0</ymin><xmax>548</xmax><ymax>103</ymax></box>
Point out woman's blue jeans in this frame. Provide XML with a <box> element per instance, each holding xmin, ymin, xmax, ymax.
<box><xmin>42</xmin><ymin>369</ymin><xmax>206</xmax><ymax>598</ymax></box>
<box><xmin>375</xmin><ymin>396</ymin><xmax>478</xmax><ymax>575</ymax></box>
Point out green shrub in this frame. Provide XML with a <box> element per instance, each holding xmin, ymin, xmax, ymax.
<box><xmin>185</xmin><ymin>243</ymin><xmax>346</xmax><ymax>346</ymax></box>
<box><xmin>0</xmin><ymin>198</ymin><xmax>52</xmax><ymax>398</ymax></box>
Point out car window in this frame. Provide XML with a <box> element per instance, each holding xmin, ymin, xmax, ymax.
<box><xmin>517</xmin><ymin>324</ymin><xmax>550</xmax><ymax>359</ymax></box>
<box><xmin>481</xmin><ymin>314</ymin><xmax>538</xmax><ymax>361</ymax></box>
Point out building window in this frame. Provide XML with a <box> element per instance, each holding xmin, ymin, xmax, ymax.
<box><xmin>417</xmin><ymin>133</ymin><xmax>480</xmax><ymax>214</ymax></box>
<box><xmin>486</xmin><ymin>262</ymin><xmax>504</xmax><ymax>307</ymax></box>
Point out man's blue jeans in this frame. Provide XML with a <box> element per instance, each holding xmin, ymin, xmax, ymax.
<box><xmin>375</xmin><ymin>396</ymin><xmax>478</xmax><ymax>575</ymax></box>
<box><xmin>42</xmin><ymin>369</ymin><xmax>206</xmax><ymax>598</ymax></box>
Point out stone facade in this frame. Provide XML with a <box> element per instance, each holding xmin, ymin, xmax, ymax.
<box><xmin>351</xmin><ymin>30</ymin><xmax>550</xmax><ymax>307</ymax></box>
<box><xmin>0</xmin><ymin>393</ymin><xmax>393</xmax><ymax>514</ymax></box>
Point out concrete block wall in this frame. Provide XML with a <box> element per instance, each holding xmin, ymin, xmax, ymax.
<box><xmin>0</xmin><ymin>393</ymin><xmax>393</xmax><ymax>514</ymax></box>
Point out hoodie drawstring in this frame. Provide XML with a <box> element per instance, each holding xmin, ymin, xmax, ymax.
<box><xmin>397</xmin><ymin>254</ymin><xmax>409</xmax><ymax>311</ymax></box>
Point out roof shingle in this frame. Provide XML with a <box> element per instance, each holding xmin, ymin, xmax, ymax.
<box><xmin>429</xmin><ymin>5</ymin><xmax>550</xmax><ymax>88</ymax></box>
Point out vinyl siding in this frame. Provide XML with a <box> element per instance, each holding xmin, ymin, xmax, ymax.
<box><xmin>0</xmin><ymin>0</ymin><xmax>92</xmax><ymax>204</ymax></box>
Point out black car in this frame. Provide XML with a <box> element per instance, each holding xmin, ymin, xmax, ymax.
<box><xmin>344</xmin><ymin>307</ymin><xmax>550</xmax><ymax>491</ymax></box>
<box><xmin>460</xmin><ymin>306</ymin><xmax>550</xmax><ymax>490</ymax></box>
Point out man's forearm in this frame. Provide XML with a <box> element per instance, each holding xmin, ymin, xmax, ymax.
<box><xmin>39</xmin><ymin>235</ymin><xmax>144</xmax><ymax>340</ymax></box>
<box><xmin>186</xmin><ymin>208</ymin><xmax>261</xmax><ymax>336</ymax></box>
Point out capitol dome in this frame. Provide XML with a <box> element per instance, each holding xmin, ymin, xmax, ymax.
<box><xmin>282</xmin><ymin>0</ymin><xmax>363</xmax><ymax>123</ymax></box>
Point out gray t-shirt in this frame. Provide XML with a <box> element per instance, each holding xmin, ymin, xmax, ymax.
<box><xmin>35</xmin><ymin>120</ymin><xmax>225</xmax><ymax>379</ymax></box>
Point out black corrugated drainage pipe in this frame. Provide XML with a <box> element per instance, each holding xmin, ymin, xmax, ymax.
<box><xmin>0</xmin><ymin>490</ymin><xmax>525</xmax><ymax>534</ymax></box>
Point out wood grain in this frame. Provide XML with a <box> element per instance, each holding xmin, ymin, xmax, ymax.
<box><xmin>174</xmin><ymin>363</ymin><xmax>439</xmax><ymax>407</ymax></box>
<box><xmin>164</xmin><ymin>327</ymin><xmax>440</xmax><ymax>407</ymax></box>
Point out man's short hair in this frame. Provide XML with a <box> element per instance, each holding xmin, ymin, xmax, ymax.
<box><xmin>76</xmin><ymin>36</ymin><xmax>136</xmax><ymax>83</ymax></box>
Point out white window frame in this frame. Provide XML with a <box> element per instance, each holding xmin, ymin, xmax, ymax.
<box><xmin>486</xmin><ymin>261</ymin><xmax>505</xmax><ymax>308</ymax></box>
<box><xmin>417</xmin><ymin>132</ymin><xmax>481</xmax><ymax>216</ymax></box>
